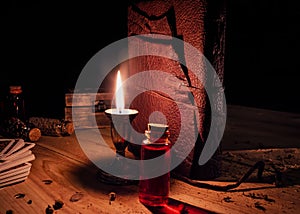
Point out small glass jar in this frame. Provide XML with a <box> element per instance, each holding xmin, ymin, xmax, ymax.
<box><xmin>5</xmin><ymin>85</ymin><xmax>26</xmax><ymax>121</ymax></box>
<box><xmin>139</xmin><ymin>123</ymin><xmax>172</xmax><ymax>207</ymax></box>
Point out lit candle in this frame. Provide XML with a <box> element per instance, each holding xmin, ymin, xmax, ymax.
<box><xmin>104</xmin><ymin>70</ymin><xmax>139</xmax><ymax>159</ymax></box>
<box><xmin>116</xmin><ymin>70</ymin><xmax>125</xmax><ymax>113</ymax></box>
<box><xmin>105</xmin><ymin>70</ymin><xmax>138</xmax><ymax>115</ymax></box>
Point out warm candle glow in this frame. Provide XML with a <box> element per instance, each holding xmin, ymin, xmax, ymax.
<box><xmin>116</xmin><ymin>70</ymin><xmax>125</xmax><ymax>113</ymax></box>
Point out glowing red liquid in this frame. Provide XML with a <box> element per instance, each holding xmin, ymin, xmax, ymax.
<box><xmin>139</xmin><ymin>141</ymin><xmax>171</xmax><ymax>206</ymax></box>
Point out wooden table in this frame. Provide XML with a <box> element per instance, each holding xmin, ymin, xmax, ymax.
<box><xmin>1</xmin><ymin>105</ymin><xmax>300</xmax><ymax>213</ymax></box>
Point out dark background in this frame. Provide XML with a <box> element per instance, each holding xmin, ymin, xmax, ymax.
<box><xmin>0</xmin><ymin>0</ymin><xmax>299</xmax><ymax>119</ymax></box>
<box><xmin>224</xmin><ymin>0</ymin><xmax>299</xmax><ymax>114</ymax></box>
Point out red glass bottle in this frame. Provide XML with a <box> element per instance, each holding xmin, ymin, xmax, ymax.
<box><xmin>139</xmin><ymin>123</ymin><xmax>172</xmax><ymax>207</ymax></box>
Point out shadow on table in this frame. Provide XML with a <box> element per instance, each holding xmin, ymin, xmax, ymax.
<box><xmin>143</xmin><ymin>197</ymin><xmax>218</xmax><ymax>214</ymax></box>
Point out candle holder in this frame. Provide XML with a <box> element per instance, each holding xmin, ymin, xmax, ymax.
<box><xmin>96</xmin><ymin>108</ymin><xmax>139</xmax><ymax>185</ymax></box>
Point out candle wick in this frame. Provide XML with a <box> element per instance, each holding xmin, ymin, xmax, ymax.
<box><xmin>118</xmin><ymin>108</ymin><xmax>122</xmax><ymax>114</ymax></box>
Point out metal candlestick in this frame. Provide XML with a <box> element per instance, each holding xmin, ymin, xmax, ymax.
<box><xmin>96</xmin><ymin>108</ymin><xmax>138</xmax><ymax>185</ymax></box>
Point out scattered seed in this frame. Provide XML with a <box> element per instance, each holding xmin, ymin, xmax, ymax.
<box><xmin>70</xmin><ymin>192</ymin><xmax>84</xmax><ymax>202</ymax></box>
<box><xmin>53</xmin><ymin>199</ymin><xmax>64</xmax><ymax>210</ymax></box>
<box><xmin>27</xmin><ymin>200</ymin><xmax>32</xmax><ymax>204</ymax></box>
<box><xmin>42</xmin><ymin>180</ymin><xmax>53</xmax><ymax>185</ymax></box>
<box><xmin>6</xmin><ymin>210</ymin><xmax>13</xmax><ymax>214</ymax></box>
<box><xmin>14</xmin><ymin>193</ymin><xmax>25</xmax><ymax>199</ymax></box>
<box><xmin>45</xmin><ymin>205</ymin><xmax>54</xmax><ymax>214</ymax></box>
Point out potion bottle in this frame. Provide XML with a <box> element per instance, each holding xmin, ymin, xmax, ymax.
<box><xmin>5</xmin><ymin>85</ymin><xmax>26</xmax><ymax>121</ymax></box>
<box><xmin>139</xmin><ymin>123</ymin><xmax>172</xmax><ymax>207</ymax></box>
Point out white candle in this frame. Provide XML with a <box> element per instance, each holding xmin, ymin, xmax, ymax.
<box><xmin>116</xmin><ymin>70</ymin><xmax>125</xmax><ymax>113</ymax></box>
<box><xmin>105</xmin><ymin>70</ymin><xmax>138</xmax><ymax>116</ymax></box>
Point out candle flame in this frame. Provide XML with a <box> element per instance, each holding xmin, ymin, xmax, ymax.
<box><xmin>116</xmin><ymin>70</ymin><xmax>125</xmax><ymax>113</ymax></box>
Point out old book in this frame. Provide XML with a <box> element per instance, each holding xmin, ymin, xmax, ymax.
<box><xmin>65</xmin><ymin>91</ymin><xmax>113</xmax><ymax>129</ymax></box>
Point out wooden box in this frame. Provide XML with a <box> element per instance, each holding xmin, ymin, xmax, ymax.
<box><xmin>65</xmin><ymin>92</ymin><xmax>113</xmax><ymax>129</ymax></box>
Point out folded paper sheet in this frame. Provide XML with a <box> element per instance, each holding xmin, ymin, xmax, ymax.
<box><xmin>0</xmin><ymin>139</ymin><xmax>36</xmax><ymax>188</ymax></box>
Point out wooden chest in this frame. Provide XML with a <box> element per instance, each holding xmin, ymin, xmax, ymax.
<box><xmin>64</xmin><ymin>92</ymin><xmax>113</xmax><ymax>129</ymax></box>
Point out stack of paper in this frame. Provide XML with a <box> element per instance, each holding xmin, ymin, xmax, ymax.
<box><xmin>0</xmin><ymin>139</ymin><xmax>36</xmax><ymax>188</ymax></box>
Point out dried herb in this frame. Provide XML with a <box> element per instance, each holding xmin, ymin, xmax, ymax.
<box><xmin>28</xmin><ymin>117</ymin><xmax>74</xmax><ymax>137</ymax></box>
<box><xmin>172</xmin><ymin>161</ymin><xmax>265</xmax><ymax>191</ymax></box>
<box><xmin>0</xmin><ymin>117</ymin><xmax>41</xmax><ymax>142</ymax></box>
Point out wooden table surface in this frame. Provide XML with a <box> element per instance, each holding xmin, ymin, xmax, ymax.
<box><xmin>1</xmin><ymin>105</ymin><xmax>300</xmax><ymax>214</ymax></box>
